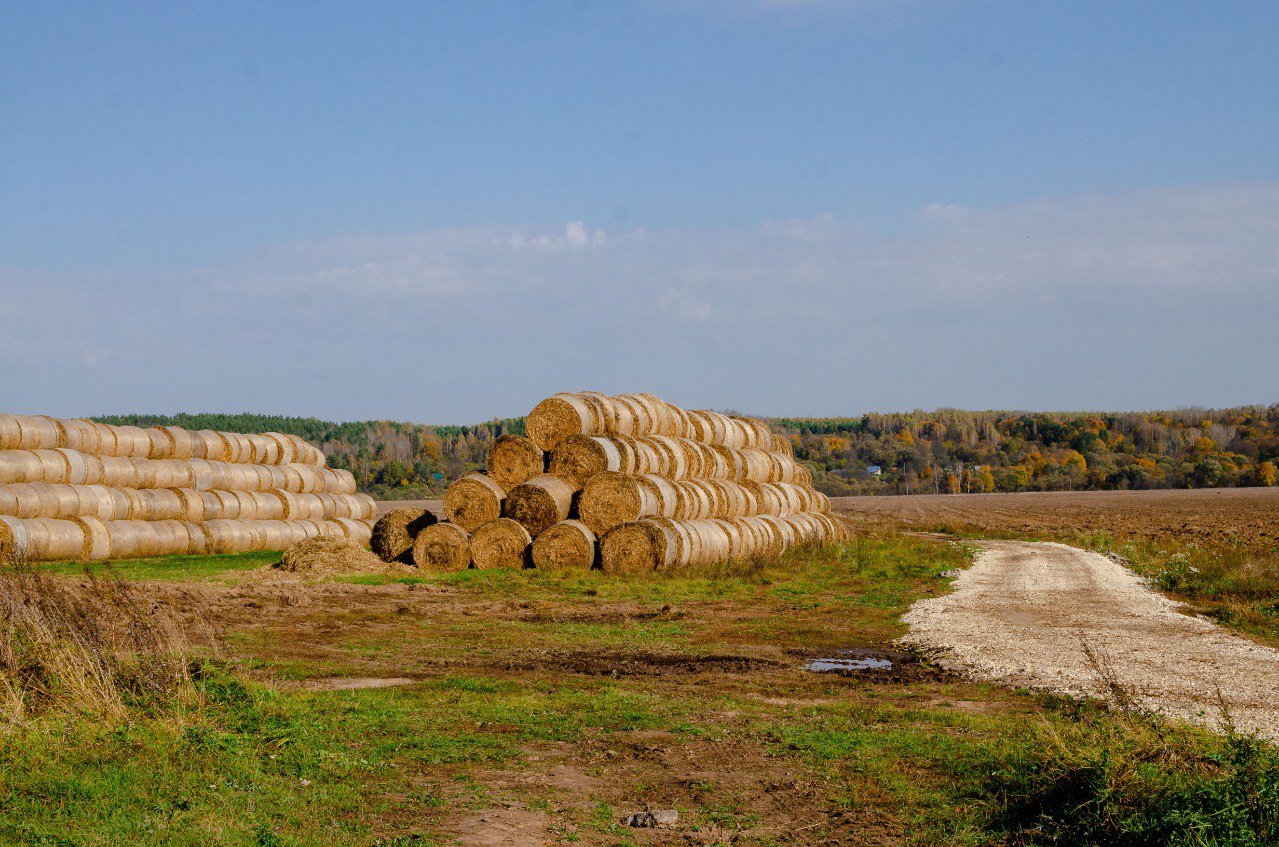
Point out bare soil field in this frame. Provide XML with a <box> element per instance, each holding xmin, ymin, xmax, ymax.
<box><xmin>833</xmin><ymin>487</ymin><xmax>1279</xmax><ymax>548</ymax></box>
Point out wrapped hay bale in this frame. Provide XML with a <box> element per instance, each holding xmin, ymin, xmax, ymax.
<box><xmin>203</xmin><ymin>520</ymin><xmax>254</xmax><ymax>555</ymax></box>
<box><xmin>158</xmin><ymin>426</ymin><xmax>197</xmax><ymax>460</ymax></box>
<box><xmin>598</xmin><ymin>519</ymin><xmax>675</xmax><ymax>573</ymax></box>
<box><xmin>578</xmin><ymin>473</ymin><xmax>676</xmax><ymax>533</ymax></box>
<box><xmin>503</xmin><ymin>474</ymin><xmax>575</xmax><ymax>537</ymax></box>
<box><xmin>329</xmin><ymin>517</ymin><xmax>373</xmax><ymax>545</ymax></box>
<box><xmin>0</xmin><ymin>451</ymin><xmax>44</xmax><ymax>484</ymax></box>
<box><xmin>0</xmin><ymin>515</ymin><xmax>31</xmax><ymax>562</ymax></box>
<box><xmin>443</xmin><ymin>472</ymin><xmax>506</xmax><ymax>532</ymax></box>
<box><xmin>59</xmin><ymin>419</ymin><xmax>102</xmax><ymax>455</ymax></box>
<box><xmin>371</xmin><ymin>507</ymin><xmax>437</xmax><ymax>563</ymax></box>
<box><xmin>21</xmin><ymin>518</ymin><xmax>87</xmax><ymax>561</ymax></box>
<box><xmin>17</xmin><ymin>416</ymin><xmax>62</xmax><ymax>450</ymax></box>
<box><xmin>531</xmin><ymin>520</ymin><xmax>597</xmax><ymax>571</ymax></box>
<box><xmin>0</xmin><ymin>415</ymin><xmax>22</xmax><ymax>451</ymax></box>
<box><xmin>526</xmin><ymin>393</ymin><xmax>606</xmax><ymax>451</ymax></box>
<box><xmin>487</xmin><ymin>434</ymin><xmax>545</xmax><ymax>489</ymax></box>
<box><xmin>195</xmin><ymin>430</ymin><xmax>226</xmax><ymax>462</ymax></box>
<box><xmin>277</xmin><ymin>537</ymin><xmax>388</xmax><ymax>574</ymax></box>
<box><xmin>470</xmin><ymin>518</ymin><xmax>532</xmax><ymax>569</ymax></box>
<box><xmin>72</xmin><ymin>515</ymin><xmax>111</xmax><ymax>560</ymax></box>
<box><xmin>548</xmin><ymin>435</ymin><xmax>638</xmax><ymax>488</ymax></box>
<box><xmin>411</xmin><ymin>522</ymin><xmax>471</xmax><ymax>571</ymax></box>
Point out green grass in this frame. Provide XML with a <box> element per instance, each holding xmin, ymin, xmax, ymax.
<box><xmin>39</xmin><ymin>551</ymin><xmax>279</xmax><ymax>582</ymax></box>
<box><xmin>5</xmin><ymin>532</ymin><xmax>1278</xmax><ymax>845</ymax></box>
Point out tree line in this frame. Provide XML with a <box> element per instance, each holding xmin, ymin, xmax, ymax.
<box><xmin>95</xmin><ymin>406</ymin><xmax>1279</xmax><ymax>499</ymax></box>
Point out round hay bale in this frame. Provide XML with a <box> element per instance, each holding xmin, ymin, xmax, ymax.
<box><xmin>323</xmin><ymin>468</ymin><xmax>357</xmax><ymax>495</ymax></box>
<box><xmin>195</xmin><ymin>430</ymin><xmax>226</xmax><ymax>462</ymax></box>
<box><xmin>17</xmin><ymin>417</ymin><xmax>61</xmax><ymax>450</ymax></box>
<box><xmin>204</xmin><ymin>520</ymin><xmax>253</xmax><ymax>554</ymax></box>
<box><xmin>252</xmin><ymin>434</ymin><xmax>282</xmax><ymax>465</ymax></box>
<box><xmin>91</xmin><ymin>422</ymin><xmax>119</xmax><ymax>456</ymax></box>
<box><xmin>265</xmin><ymin>433</ymin><xmax>296</xmax><ymax>465</ymax></box>
<box><xmin>109</xmin><ymin>426</ymin><xmax>150</xmax><ymax>458</ymax></box>
<box><xmin>598</xmin><ymin>519</ymin><xmax>674</xmax><ymax>573</ymax></box>
<box><xmin>60</xmin><ymin>419</ymin><xmax>102</xmax><ymax>455</ymax></box>
<box><xmin>73</xmin><ymin>516</ymin><xmax>111</xmax><ymax>560</ymax></box>
<box><xmin>216</xmin><ymin>432</ymin><xmax>244</xmax><ymax>464</ymax></box>
<box><xmin>0</xmin><ymin>415</ymin><xmax>22</xmax><ymax>451</ymax></box>
<box><xmin>443</xmin><ymin>472</ymin><xmax>506</xmax><ymax>532</ymax></box>
<box><xmin>350</xmin><ymin>494</ymin><xmax>376</xmax><ymax>521</ymax></box>
<box><xmin>531</xmin><ymin>520</ymin><xmax>597</xmax><ymax>570</ymax></box>
<box><xmin>526</xmin><ymin>393</ymin><xmax>602</xmax><ymax>451</ymax></box>
<box><xmin>579</xmin><ymin>473</ymin><xmax>670</xmax><ymax>533</ymax></box>
<box><xmin>469</xmin><ymin>518</ymin><xmax>532</xmax><ymax>570</ymax></box>
<box><xmin>26</xmin><ymin>519</ymin><xmax>87</xmax><ymax>561</ymax></box>
<box><xmin>144</xmin><ymin>427</ymin><xmax>174</xmax><ymax>459</ymax></box>
<box><xmin>411</xmin><ymin>522</ymin><xmax>472</xmax><ymax>571</ymax></box>
<box><xmin>278</xmin><ymin>537</ymin><xmax>387</xmax><ymax>574</ymax></box>
<box><xmin>329</xmin><ymin>517</ymin><xmax>373</xmax><ymax>545</ymax></box>
<box><xmin>0</xmin><ymin>451</ymin><xmax>41</xmax><ymax>484</ymax></box>
<box><xmin>503</xmin><ymin>474</ymin><xmax>575</xmax><ymax>537</ymax></box>
<box><xmin>370</xmin><ymin>507</ymin><xmax>437</xmax><ymax>563</ymax></box>
<box><xmin>158</xmin><ymin>426</ymin><xmax>197</xmax><ymax>460</ymax></box>
<box><xmin>0</xmin><ymin>516</ymin><xmax>31</xmax><ymax>562</ymax></box>
<box><xmin>579</xmin><ymin>391</ymin><xmax>621</xmax><ymax>435</ymax></box>
<box><xmin>487</xmin><ymin>434</ymin><xmax>545</xmax><ymax>489</ymax></box>
<box><xmin>548</xmin><ymin>435</ymin><xmax>635</xmax><ymax>488</ymax></box>
<box><xmin>182</xmin><ymin>521</ymin><xmax>210</xmax><ymax>555</ymax></box>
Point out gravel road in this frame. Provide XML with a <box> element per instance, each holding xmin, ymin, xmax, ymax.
<box><xmin>902</xmin><ymin>540</ymin><xmax>1279</xmax><ymax>740</ymax></box>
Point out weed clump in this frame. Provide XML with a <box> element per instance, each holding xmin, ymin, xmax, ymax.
<box><xmin>0</xmin><ymin>558</ymin><xmax>195</xmax><ymax>722</ymax></box>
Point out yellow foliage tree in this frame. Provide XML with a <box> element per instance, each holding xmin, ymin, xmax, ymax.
<box><xmin>1261</xmin><ymin>461</ymin><xmax>1277</xmax><ymax>487</ymax></box>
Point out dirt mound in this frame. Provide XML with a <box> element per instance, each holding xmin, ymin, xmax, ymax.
<box><xmin>275</xmin><ymin>538</ymin><xmax>398</xmax><ymax>576</ymax></box>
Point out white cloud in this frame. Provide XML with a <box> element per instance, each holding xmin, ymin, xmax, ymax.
<box><xmin>1</xmin><ymin>182</ymin><xmax>1276</xmax><ymax>421</ymax></box>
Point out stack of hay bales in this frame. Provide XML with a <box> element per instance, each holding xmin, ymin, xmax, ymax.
<box><xmin>394</xmin><ymin>391</ymin><xmax>840</xmax><ymax>573</ymax></box>
<box><xmin>0</xmin><ymin>414</ymin><xmax>375</xmax><ymax>562</ymax></box>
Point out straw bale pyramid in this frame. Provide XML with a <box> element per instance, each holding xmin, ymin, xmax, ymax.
<box><xmin>0</xmin><ymin>414</ymin><xmax>374</xmax><ymax>562</ymax></box>
<box><xmin>389</xmin><ymin>391</ymin><xmax>842</xmax><ymax>573</ymax></box>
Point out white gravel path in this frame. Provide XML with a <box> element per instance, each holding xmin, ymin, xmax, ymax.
<box><xmin>902</xmin><ymin>539</ymin><xmax>1279</xmax><ymax>740</ymax></box>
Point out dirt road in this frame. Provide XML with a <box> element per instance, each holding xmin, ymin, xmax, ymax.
<box><xmin>902</xmin><ymin>540</ymin><xmax>1279</xmax><ymax>740</ymax></box>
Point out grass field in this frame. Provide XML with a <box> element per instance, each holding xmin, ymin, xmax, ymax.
<box><xmin>3</xmin><ymin>500</ymin><xmax>1279</xmax><ymax>845</ymax></box>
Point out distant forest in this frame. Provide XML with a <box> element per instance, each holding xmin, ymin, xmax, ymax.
<box><xmin>95</xmin><ymin>406</ymin><xmax>1279</xmax><ymax>499</ymax></box>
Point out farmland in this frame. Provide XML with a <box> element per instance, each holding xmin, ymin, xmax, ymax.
<box><xmin>3</xmin><ymin>487</ymin><xmax>1279</xmax><ymax>844</ymax></box>
<box><xmin>837</xmin><ymin>487</ymin><xmax>1279</xmax><ymax>644</ymax></box>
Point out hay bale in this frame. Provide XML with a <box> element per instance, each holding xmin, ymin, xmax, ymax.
<box><xmin>411</xmin><ymin>522</ymin><xmax>471</xmax><ymax>571</ymax></box>
<box><xmin>531</xmin><ymin>520</ymin><xmax>597</xmax><ymax>570</ymax></box>
<box><xmin>487</xmin><ymin>434</ymin><xmax>545</xmax><ymax>489</ymax></box>
<box><xmin>0</xmin><ymin>415</ymin><xmax>22</xmax><ymax>451</ymax></box>
<box><xmin>0</xmin><ymin>516</ymin><xmax>30</xmax><ymax>562</ymax></box>
<box><xmin>548</xmin><ymin>434</ymin><xmax>637</xmax><ymax>488</ymax></box>
<box><xmin>598</xmin><ymin>520</ymin><xmax>675</xmax><ymax>573</ymax></box>
<box><xmin>503</xmin><ymin>474</ymin><xmax>575</xmax><ymax>537</ymax></box>
<box><xmin>526</xmin><ymin>393</ymin><xmax>603</xmax><ymax>451</ymax></box>
<box><xmin>277</xmin><ymin>537</ymin><xmax>388</xmax><ymax>574</ymax></box>
<box><xmin>443</xmin><ymin>472</ymin><xmax>506</xmax><ymax>532</ymax></box>
<box><xmin>469</xmin><ymin>518</ymin><xmax>532</xmax><ymax>569</ymax></box>
<box><xmin>578</xmin><ymin>473</ymin><xmax>678</xmax><ymax>533</ymax></box>
<box><xmin>370</xmin><ymin>507</ymin><xmax>437</xmax><ymax>563</ymax></box>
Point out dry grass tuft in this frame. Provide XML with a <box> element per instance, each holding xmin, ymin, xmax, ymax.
<box><xmin>0</xmin><ymin>556</ymin><xmax>196</xmax><ymax>723</ymax></box>
<box><xmin>276</xmin><ymin>538</ymin><xmax>391</xmax><ymax>575</ymax></box>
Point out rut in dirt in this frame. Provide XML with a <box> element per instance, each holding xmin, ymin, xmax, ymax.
<box><xmin>901</xmin><ymin>539</ymin><xmax>1279</xmax><ymax>741</ymax></box>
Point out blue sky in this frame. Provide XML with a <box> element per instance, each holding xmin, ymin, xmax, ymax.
<box><xmin>2</xmin><ymin>1</ymin><xmax>1277</xmax><ymax>422</ymax></box>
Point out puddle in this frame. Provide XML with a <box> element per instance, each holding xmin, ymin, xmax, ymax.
<box><xmin>803</xmin><ymin>648</ymin><xmax>895</xmax><ymax>673</ymax></box>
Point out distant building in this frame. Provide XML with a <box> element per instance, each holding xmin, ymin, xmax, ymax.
<box><xmin>865</xmin><ymin>465</ymin><xmax>882</xmax><ymax>477</ymax></box>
